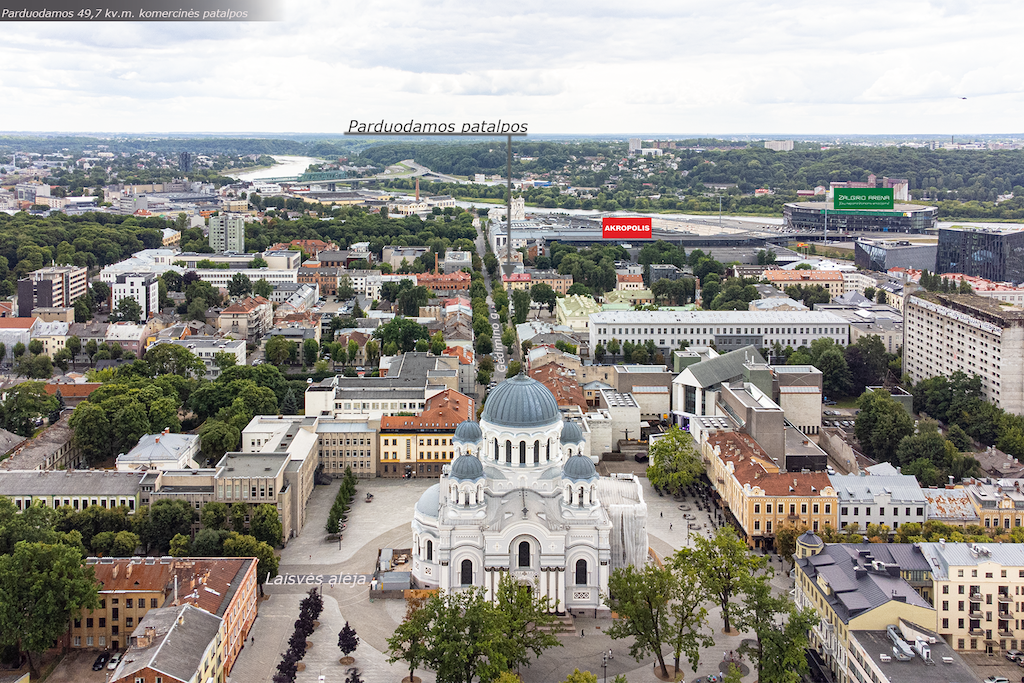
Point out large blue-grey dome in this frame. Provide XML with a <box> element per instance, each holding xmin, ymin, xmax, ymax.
<box><xmin>453</xmin><ymin>420</ymin><xmax>483</xmax><ymax>444</ymax></box>
<box><xmin>480</xmin><ymin>373</ymin><xmax>560</xmax><ymax>428</ymax></box>
<box><xmin>450</xmin><ymin>453</ymin><xmax>484</xmax><ymax>481</ymax></box>
<box><xmin>561</xmin><ymin>421</ymin><xmax>584</xmax><ymax>444</ymax></box>
<box><xmin>562</xmin><ymin>454</ymin><xmax>597</xmax><ymax>481</ymax></box>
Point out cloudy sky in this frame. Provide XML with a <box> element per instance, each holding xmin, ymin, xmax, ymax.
<box><xmin>3</xmin><ymin>0</ymin><xmax>1021</xmax><ymax>136</ymax></box>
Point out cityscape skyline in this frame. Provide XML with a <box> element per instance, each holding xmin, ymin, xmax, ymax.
<box><xmin>3</xmin><ymin>0</ymin><xmax>1022</xmax><ymax>135</ymax></box>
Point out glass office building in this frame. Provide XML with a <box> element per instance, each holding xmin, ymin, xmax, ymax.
<box><xmin>936</xmin><ymin>228</ymin><xmax>1024</xmax><ymax>284</ymax></box>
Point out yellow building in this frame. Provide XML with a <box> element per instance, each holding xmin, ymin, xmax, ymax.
<box><xmin>794</xmin><ymin>534</ymin><xmax>937</xmax><ymax>683</ymax></box>
<box><xmin>702</xmin><ymin>430</ymin><xmax>837</xmax><ymax>549</ymax></box>
<box><xmin>377</xmin><ymin>389</ymin><xmax>473</xmax><ymax>478</ymax></box>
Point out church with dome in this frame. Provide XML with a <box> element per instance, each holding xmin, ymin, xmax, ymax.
<box><xmin>411</xmin><ymin>372</ymin><xmax>648</xmax><ymax>616</ymax></box>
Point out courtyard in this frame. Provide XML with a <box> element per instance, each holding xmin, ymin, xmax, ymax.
<box><xmin>228</xmin><ymin>475</ymin><xmax>790</xmax><ymax>683</ymax></box>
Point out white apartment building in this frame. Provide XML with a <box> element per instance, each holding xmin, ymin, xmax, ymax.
<box><xmin>829</xmin><ymin>472</ymin><xmax>927</xmax><ymax>531</ymax></box>
<box><xmin>588</xmin><ymin>310</ymin><xmax>850</xmax><ymax>357</ymax></box>
<box><xmin>208</xmin><ymin>215</ymin><xmax>246</xmax><ymax>253</ymax></box>
<box><xmin>168</xmin><ymin>337</ymin><xmax>246</xmax><ymax>379</ymax></box>
<box><xmin>904</xmin><ymin>292</ymin><xmax>1024</xmax><ymax>415</ymax></box>
<box><xmin>112</xmin><ymin>273</ymin><xmax>160</xmax><ymax>320</ymax></box>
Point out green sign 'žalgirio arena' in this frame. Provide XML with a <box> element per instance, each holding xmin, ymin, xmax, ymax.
<box><xmin>833</xmin><ymin>187</ymin><xmax>894</xmax><ymax>210</ymax></box>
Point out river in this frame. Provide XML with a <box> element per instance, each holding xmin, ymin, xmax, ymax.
<box><xmin>229</xmin><ymin>155</ymin><xmax>324</xmax><ymax>182</ymax></box>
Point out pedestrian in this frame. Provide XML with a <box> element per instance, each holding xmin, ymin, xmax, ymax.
<box><xmin>660</xmin><ymin>511</ymin><xmax>663</xmax><ymax>518</ymax></box>
<box><xmin>670</xmin><ymin>523</ymin><xmax>673</xmax><ymax>530</ymax></box>
<box><xmin>581</xmin><ymin>629</ymin><xmax>585</xmax><ymax>638</ymax></box>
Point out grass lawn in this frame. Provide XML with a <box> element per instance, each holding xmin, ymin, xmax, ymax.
<box><xmin>830</xmin><ymin>397</ymin><xmax>861</xmax><ymax>409</ymax></box>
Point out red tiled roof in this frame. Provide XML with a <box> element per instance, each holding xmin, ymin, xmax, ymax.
<box><xmin>617</xmin><ymin>274</ymin><xmax>644</xmax><ymax>283</ymax></box>
<box><xmin>529</xmin><ymin>363</ymin><xmax>586</xmax><ymax>412</ymax></box>
<box><xmin>764</xmin><ymin>270</ymin><xmax>843</xmax><ymax>283</ymax></box>
<box><xmin>380</xmin><ymin>389</ymin><xmax>473</xmax><ymax>431</ymax></box>
<box><xmin>442</xmin><ymin>346</ymin><xmax>474</xmax><ymax>365</ymax></box>
<box><xmin>221</xmin><ymin>296</ymin><xmax>270</xmax><ymax>314</ymax></box>
<box><xmin>502</xmin><ymin>273</ymin><xmax>532</xmax><ymax>282</ymax></box>
<box><xmin>707</xmin><ymin>431</ymin><xmax>832</xmax><ymax>496</ymax></box>
<box><xmin>0</xmin><ymin>317</ymin><xmax>37</xmax><ymax>329</ymax></box>
<box><xmin>44</xmin><ymin>383</ymin><xmax>100</xmax><ymax>398</ymax></box>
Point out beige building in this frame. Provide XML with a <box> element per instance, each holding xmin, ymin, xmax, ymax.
<box><xmin>555</xmin><ymin>294</ymin><xmax>602</xmax><ymax>336</ymax></box>
<box><xmin>904</xmin><ymin>292</ymin><xmax>1024</xmax><ymax>415</ymax></box>
<box><xmin>217</xmin><ymin>295</ymin><xmax>273</xmax><ymax>342</ymax></box>
<box><xmin>703</xmin><ymin>430</ymin><xmax>838</xmax><ymax>548</ymax></box>
<box><xmin>764</xmin><ymin>269</ymin><xmax>845</xmax><ymax>299</ymax></box>
<box><xmin>315</xmin><ymin>419</ymin><xmax>379</xmax><ymax>478</ymax></box>
<box><xmin>377</xmin><ymin>388</ymin><xmax>474</xmax><ymax>478</ymax></box>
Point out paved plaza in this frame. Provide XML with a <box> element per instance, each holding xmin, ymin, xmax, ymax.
<box><xmin>229</xmin><ymin>476</ymin><xmax>794</xmax><ymax>683</ymax></box>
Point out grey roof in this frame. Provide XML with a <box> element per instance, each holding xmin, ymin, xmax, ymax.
<box><xmin>850</xmin><ymin>624</ymin><xmax>979</xmax><ymax>683</ymax></box>
<box><xmin>481</xmin><ymin>373</ymin><xmax>561</xmax><ymax>428</ymax></box>
<box><xmin>453</xmin><ymin>420</ymin><xmax>482</xmax><ymax>444</ymax></box>
<box><xmin>798</xmin><ymin>530</ymin><xmax>823</xmax><ymax>548</ymax></box>
<box><xmin>119</xmin><ymin>433</ymin><xmax>199</xmax><ymax>466</ymax></box>
<box><xmin>216</xmin><ymin>453</ymin><xmax>289</xmax><ymax>479</ymax></box>
<box><xmin>416</xmin><ymin>483</ymin><xmax>441</xmax><ymax>517</ymax></box>
<box><xmin>562</xmin><ymin>454</ymin><xmax>597</xmax><ymax>481</ymax></box>
<box><xmin>0</xmin><ymin>470</ymin><xmax>144</xmax><ymax>496</ymax></box>
<box><xmin>560</xmin><ymin>421</ymin><xmax>584</xmax><ymax>444</ymax></box>
<box><xmin>679</xmin><ymin>346</ymin><xmax>766</xmax><ymax>389</ymax></box>
<box><xmin>450</xmin><ymin>454</ymin><xmax>484</xmax><ymax>481</ymax></box>
<box><xmin>829</xmin><ymin>473</ymin><xmax>926</xmax><ymax>504</ymax></box>
<box><xmin>795</xmin><ymin>544</ymin><xmax>933</xmax><ymax>624</ymax></box>
<box><xmin>112</xmin><ymin>604</ymin><xmax>221</xmax><ymax>683</ymax></box>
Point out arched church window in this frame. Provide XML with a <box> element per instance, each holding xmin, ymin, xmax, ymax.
<box><xmin>575</xmin><ymin>559</ymin><xmax>587</xmax><ymax>585</ymax></box>
<box><xmin>506</xmin><ymin>440</ymin><xmax>512</xmax><ymax>463</ymax></box>
<box><xmin>519</xmin><ymin>441</ymin><xmax>526</xmax><ymax>464</ymax></box>
<box><xmin>546</xmin><ymin>442</ymin><xmax>550</xmax><ymax>461</ymax></box>
<box><xmin>426</xmin><ymin>539</ymin><xmax>433</xmax><ymax>561</ymax></box>
<box><xmin>533</xmin><ymin>441</ymin><xmax>539</xmax><ymax>463</ymax></box>
<box><xmin>494</xmin><ymin>438</ymin><xmax>499</xmax><ymax>461</ymax></box>
<box><xmin>461</xmin><ymin>559</ymin><xmax>473</xmax><ymax>585</ymax></box>
<box><xmin>518</xmin><ymin>541</ymin><xmax>530</xmax><ymax>567</ymax></box>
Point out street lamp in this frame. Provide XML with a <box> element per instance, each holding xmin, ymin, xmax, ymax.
<box><xmin>602</xmin><ymin>651</ymin><xmax>609</xmax><ymax>683</ymax></box>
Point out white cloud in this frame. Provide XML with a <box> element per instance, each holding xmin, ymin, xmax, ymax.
<box><xmin>2</xmin><ymin>0</ymin><xmax>1024</xmax><ymax>133</ymax></box>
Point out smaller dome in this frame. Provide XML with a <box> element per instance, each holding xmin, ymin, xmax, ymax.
<box><xmin>453</xmin><ymin>420</ymin><xmax>483</xmax><ymax>444</ymax></box>
<box><xmin>415</xmin><ymin>484</ymin><xmax>441</xmax><ymax>517</ymax></box>
<box><xmin>450</xmin><ymin>453</ymin><xmax>484</xmax><ymax>481</ymax></box>
<box><xmin>798</xmin><ymin>530</ymin><xmax>823</xmax><ymax>548</ymax></box>
<box><xmin>561</xmin><ymin>421</ymin><xmax>584</xmax><ymax>444</ymax></box>
<box><xmin>562</xmin><ymin>454</ymin><xmax>597</xmax><ymax>481</ymax></box>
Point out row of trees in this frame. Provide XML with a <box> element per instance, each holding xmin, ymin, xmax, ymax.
<box><xmin>326</xmin><ymin>468</ymin><xmax>358</xmax><ymax>535</ymax></box>
<box><xmin>274</xmin><ymin>589</ymin><xmax>325</xmax><ymax>683</ymax></box>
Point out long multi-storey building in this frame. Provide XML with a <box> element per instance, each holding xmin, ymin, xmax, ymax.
<box><xmin>763</xmin><ymin>269</ymin><xmax>845</xmax><ymax>299</ymax></box>
<box><xmin>588</xmin><ymin>310</ymin><xmax>850</xmax><ymax>358</ymax></box>
<box><xmin>377</xmin><ymin>388</ymin><xmax>474</xmax><ymax>478</ymax></box>
<box><xmin>937</xmin><ymin>226</ymin><xmax>1024</xmax><ymax>284</ymax></box>
<box><xmin>904</xmin><ymin>292</ymin><xmax>1024</xmax><ymax>414</ymax></box>
<box><xmin>111</xmin><ymin>272</ymin><xmax>160</xmax><ymax>321</ymax></box>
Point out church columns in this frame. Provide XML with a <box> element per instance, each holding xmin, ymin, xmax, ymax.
<box><xmin>439</xmin><ymin>562</ymin><xmax>450</xmax><ymax>592</ymax></box>
<box><xmin>598</xmin><ymin>561</ymin><xmax>609</xmax><ymax>603</ymax></box>
<box><xmin>555</xmin><ymin>568</ymin><xmax>565</xmax><ymax>614</ymax></box>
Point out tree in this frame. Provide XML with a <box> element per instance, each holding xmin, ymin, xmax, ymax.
<box><xmin>387</xmin><ymin>594</ymin><xmax>431</xmax><ymax>683</ymax></box>
<box><xmin>144</xmin><ymin>343</ymin><xmax>206</xmax><ymax>378</ymax></box>
<box><xmin>645</xmin><ymin>426</ymin><xmax>704</xmax><ymax>495</ymax></box>
<box><xmin>691</xmin><ymin>526</ymin><xmax>767</xmax><ymax>633</ymax></box>
<box><xmin>264</xmin><ymin>336</ymin><xmax>294</xmax><ymax>366</ymax></box>
<box><xmin>250</xmin><ymin>276</ymin><xmax>273</xmax><ymax>299</ymax></box>
<box><xmin>606</xmin><ymin>338</ymin><xmax>620</xmax><ymax>359</ymax></box>
<box><xmin>1</xmin><ymin>381</ymin><xmax>58</xmax><ymax>437</ymax></box>
<box><xmin>511</xmin><ymin>289</ymin><xmax>532</xmax><ymax>324</ymax></box>
<box><xmin>109</xmin><ymin>296</ymin><xmax>144</xmax><ymax>323</ymax></box>
<box><xmin>737</xmin><ymin>578</ymin><xmax>817</xmax><ymax>683</ymax></box>
<box><xmin>854</xmin><ymin>389</ymin><xmax>915</xmax><ymax>464</ymax></box>
<box><xmin>282</xmin><ymin>388</ymin><xmax>299</xmax><ymax>414</ymax></box>
<box><xmin>530</xmin><ymin>282</ymin><xmax>558</xmax><ymax>312</ymax></box>
<box><xmin>816</xmin><ymin>347</ymin><xmax>852</xmax><ymax>399</ymax></box>
<box><xmin>113</xmin><ymin>401</ymin><xmax>151</xmax><ymax>452</ymax></box>
<box><xmin>111</xmin><ymin>530</ymin><xmax>140</xmax><ymax>556</ymax></box>
<box><xmin>28</xmin><ymin>339</ymin><xmax>43</xmax><ymax>356</ymax></box>
<box><xmin>594</xmin><ymin>343</ymin><xmax>605</xmax><ymax>362</ymax></box>
<box><xmin>249</xmin><ymin>256</ymin><xmax>268</xmax><ymax>269</ymax></box>
<box><xmin>501</xmin><ymin>326</ymin><xmax>516</xmax><ymax>349</ymax></box>
<box><xmin>302</xmin><ymin>338</ymin><xmax>319</xmax><ymax>368</ymax></box>
<box><xmin>250</xmin><ymin>503</ymin><xmax>283</xmax><ymax>547</ymax></box>
<box><xmin>68</xmin><ymin>400</ymin><xmax>112</xmax><ymax>463</ymax></box>
<box><xmin>231</xmin><ymin>502</ymin><xmax>248</xmax><ymax>533</ymax></box>
<box><xmin>664</xmin><ymin>548</ymin><xmax>714</xmax><ymax>676</ymax></box>
<box><xmin>562</xmin><ymin>670</ymin><xmax>597</xmax><ymax>683</ymax></box>
<box><xmin>201</xmin><ymin>501</ymin><xmax>229</xmax><ymax>530</ymax></box>
<box><xmin>213</xmin><ymin>351</ymin><xmax>237</xmax><ymax>372</ymax></box>
<box><xmin>386</xmin><ymin>587</ymin><xmax>507</xmax><ymax>683</ymax></box>
<box><xmin>493</xmin><ymin>572</ymin><xmax>561</xmax><ymax>674</ymax></box>
<box><xmin>137</xmin><ymin>499</ymin><xmax>194</xmax><ymax>553</ymax></box>
<box><xmin>169</xmin><ymin>533</ymin><xmax>191</xmax><ymax>557</ymax></box>
<box><xmin>223</xmin><ymin>532</ymin><xmax>279</xmax><ymax>587</ymax></box>
<box><xmin>345</xmin><ymin>668</ymin><xmax>364</xmax><ymax>683</ymax></box>
<box><xmin>0</xmin><ymin>541</ymin><xmax>100</xmax><ymax>677</ymax></box>
<box><xmin>338</xmin><ymin>621</ymin><xmax>360</xmax><ymax>657</ymax></box>
<box><xmin>605</xmin><ymin>563</ymin><xmax>673</xmax><ymax>679</ymax></box>
<box><xmin>199</xmin><ymin>419</ymin><xmax>240</xmax><ymax>463</ymax></box>
<box><xmin>774</xmin><ymin>525</ymin><xmax>804</xmax><ymax>569</ymax></box>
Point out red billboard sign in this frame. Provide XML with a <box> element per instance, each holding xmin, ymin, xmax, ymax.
<box><xmin>602</xmin><ymin>217</ymin><xmax>652</xmax><ymax>239</ymax></box>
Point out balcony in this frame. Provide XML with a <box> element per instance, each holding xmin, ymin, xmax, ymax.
<box><xmin>969</xmin><ymin>609</ymin><xmax>984</xmax><ymax>619</ymax></box>
<box><xmin>969</xmin><ymin>628</ymin><xmax>985</xmax><ymax>637</ymax></box>
<box><xmin>970</xmin><ymin>592</ymin><xmax>983</xmax><ymax>601</ymax></box>
<box><xmin>788</xmin><ymin>514</ymin><xmax>801</xmax><ymax>520</ymax></box>
<box><xmin>999</xmin><ymin>594</ymin><xmax>1012</xmax><ymax>604</ymax></box>
<box><xmin>1000</xmin><ymin>630</ymin><xmax>1015</xmax><ymax>638</ymax></box>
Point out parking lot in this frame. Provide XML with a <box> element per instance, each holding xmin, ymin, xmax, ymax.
<box><xmin>44</xmin><ymin>648</ymin><xmax>114</xmax><ymax>683</ymax></box>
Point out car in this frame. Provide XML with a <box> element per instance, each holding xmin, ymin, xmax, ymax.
<box><xmin>107</xmin><ymin>652</ymin><xmax>123</xmax><ymax>670</ymax></box>
<box><xmin>984</xmin><ymin>677</ymin><xmax>1009</xmax><ymax>683</ymax></box>
<box><xmin>92</xmin><ymin>652</ymin><xmax>109</xmax><ymax>671</ymax></box>
<box><xmin>689</xmin><ymin>523</ymin><xmax>702</xmax><ymax>530</ymax></box>
<box><xmin>1006</xmin><ymin>650</ymin><xmax>1023</xmax><ymax>662</ymax></box>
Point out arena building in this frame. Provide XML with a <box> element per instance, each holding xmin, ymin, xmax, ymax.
<box><xmin>784</xmin><ymin>201</ymin><xmax>937</xmax><ymax>234</ymax></box>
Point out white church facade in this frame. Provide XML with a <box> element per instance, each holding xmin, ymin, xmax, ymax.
<box><xmin>411</xmin><ymin>373</ymin><xmax>648</xmax><ymax>616</ymax></box>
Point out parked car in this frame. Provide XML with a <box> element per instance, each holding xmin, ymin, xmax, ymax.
<box><xmin>1004</xmin><ymin>650</ymin><xmax>1022</xmax><ymax>662</ymax></box>
<box><xmin>92</xmin><ymin>652</ymin><xmax>109</xmax><ymax>671</ymax></box>
<box><xmin>107</xmin><ymin>652</ymin><xmax>123</xmax><ymax>670</ymax></box>
<box><xmin>984</xmin><ymin>676</ymin><xmax>1009</xmax><ymax>683</ymax></box>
